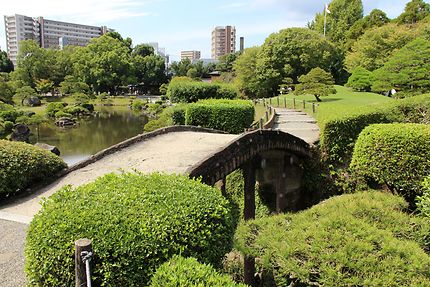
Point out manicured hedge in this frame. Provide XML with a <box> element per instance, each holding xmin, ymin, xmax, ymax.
<box><xmin>320</xmin><ymin>109</ymin><xmax>392</xmax><ymax>164</ymax></box>
<box><xmin>185</xmin><ymin>99</ymin><xmax>254</xmax><ymax>134</ymax></box>
<box><xmin>320</xmin><ymin>94</ymin><xmax>430</xmax><ymax>165</ymax></box>
<box><xmin>149</xmin><ymin>255</ymin><xmax>246</xmax><ymax>287</ymax></box>
<box><xmin>235</xmin><ymin>191</ymin><xmax>430</xmax><ymax>287</ymax></box>
<box><xmin>25</xmin><ymin>173</ymin><xmax>234</xmax><ymax>286</ymax></box>
<box><xmin>350</xmin><ymin>123</ymin><xmax>430</xmax><ymax>203</ymax></box>
<box><xmin>167</xmin><ymin>81</ymin><xmax>237</xmax><ymax>103</ymax></box>
<box><xmin>0</xmin><ymin>140</ymin><xmax>66</xmax><ymax>196</ymax></box>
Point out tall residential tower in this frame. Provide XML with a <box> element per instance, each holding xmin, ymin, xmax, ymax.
<box><xmin>4</xmin><ymin>14</ymin><xmax>111</xmax><ymax>66</ymax></box>
<box><xmin>211</xmin><ymin>25</ymin><xmax>236</xmax><ymax>60</ymax></box>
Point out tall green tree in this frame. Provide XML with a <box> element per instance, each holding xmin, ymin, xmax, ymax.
<box><xmin>0</xmin><ymin>51</ymin><xmax>13</xmax><ymax>73</ymax></box>
<box><xmin>346</xmin><ymin>9</ymin><xmax>390</xmax><ymax>50</ymax></box>
<box><xmin>345</xmin><ymin>23</ymin><xmax>419</xmax><ymax>72</ymax></box>
<box><xmin>132</xmin><ymin>44</ymin><xmax>155</xmax><ymax>58</ymax></box>
<box><xmin>294</xmin><ymin>68</ymin><xmax>336</xmax><ymax>102</ymax></box>
<box><xmin>372</xmin><ymin>38</ymin><xmax>430</xmax><ymax>94</ymax></box>
<box><xmin>0</xmin><ymin>73</ymin><xmax>14</xmax><ymax>103</ymax></box>
<box><xmin>72</xmin><ymin>34</ymin><xmax>132</xmax><ymax>93</ymax></box>
<box><xmin>309</xmin><ymin>0</ymin><xmax>363</xmax><ymax>47</ymax></box>
<box><xmin>397</xmin><ymin>0</ymin><xmax>430</xmax><ymax>24</ymax></box>
<box><xmin>216</xmin><ymin>52</ymin><xmax>240</xmax><ymax>72</ymax></box>
<box><xmin>233</xmin><ymin>46</ymin><xmax>264</xmax><ymax>98</ymax></box>
<box><xmin>255</xmin><ymin>28</ymin><xmax>342</xmax><ymax>97</ymax></box>
<box><xmin>132</xmin><ymin>54</ymin><xmax>167</xmax><ymax>90</ymax></box>
<box><xmin>169</xmin><ymin>59</ymin><xmax>192</xmax><ymax>77</ymax></box>
<box><xmin>346</xmin><ymin>67</ymin><xmax>373</xmax><ymax>91</ymax></box>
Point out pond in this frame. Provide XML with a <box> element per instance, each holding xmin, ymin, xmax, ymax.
<box><xmin>29</xmin><ymin>106</ymin><xmax>148</xmax><ymax>166</ymax></box>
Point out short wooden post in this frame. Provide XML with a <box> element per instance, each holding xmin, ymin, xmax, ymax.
<box><xmin>293</xmin><ymin>98</ymin><xmax>296</xmax><ymax>109</ymax></box>
<box><xmin>284</xmin><ymin>97</ymin><xmax>286</xmax><ymax>108</ymax></box>
<box><xmin>269</xmin><ymin>98</ymin><xmax>272</xmax><ymax>105</ymax></box>
<box><xmin>262</xmin><ymin>99</ymin><xmax>266</xmax><ymax>107</ymax></box>
<box><xmin>302</xmin><ymin>100</ymin><xmax>305</xmax><ymax>109</ymax></box>
<box><xmin>277</xmin><ymin>97</ymin><xmax>280</xmax><ymax>107</ymax></box>
<box><xmin>265</xmin><ymin>111</ymin><xmax>269</xmax><ymax>122</ymax></box>
<box><xmin>259</xmin><ymin>118</ymin><xmax>263</xmax><ymax>130</ymax></box>
<box><xmin>220</xmin><ymin>177</ymin><xmax>227</xmax><ymax>196</ymax></box>
<box><xmin>75</xmin><ymin>238</ymin><xmax>92</xmax><ymax>287</ymax></box>
<box><xmin>243</xmin><ymin>161</ymin><xmax>256</xmax><ymax>287</ymax></box>
<box><xmin>312</xmin><ymin>103</ymin><xmax>316</xmax><ymax>113</ymax></box>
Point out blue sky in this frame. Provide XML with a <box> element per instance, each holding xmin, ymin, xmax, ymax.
<box><xmin>1</xmin><ymin>0</ymin><xmax>411</xmax><ymax>62</ymax></box>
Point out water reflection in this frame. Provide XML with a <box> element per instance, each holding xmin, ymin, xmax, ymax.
<box><xmin>29</xmin><ymin>106</ymin><xmax>147</xmax><ymax>166</ymax></box>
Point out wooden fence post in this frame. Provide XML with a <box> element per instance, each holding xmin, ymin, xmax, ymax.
<box><xmin>293</xmin><ymin>98</ymin><xmax>296</xmax><ymax>109</ymax></box>
<box><xmin>75</xmin><ymin>239</ymin><xmax>92</xmax><ymax>287</ymax></box>
<box><xmin>312</xmin><ymin>103</ymin><xmax>316</xmax><ymax>113</ymax></box>
<box><xmin>277</xmin><ymin>97</ymin><xmax>280</xmax><ymax>107</ymax></box>
<box><xmin>284</xmin><ymin>97</ymin><xmax>286</xmax><ymax>108</ymax></box>
<box><xmin>302</xmin><ymin>100</ymin><xmax>305</xmax><ymax>109</ymax></box>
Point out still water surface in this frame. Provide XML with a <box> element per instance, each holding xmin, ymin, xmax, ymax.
<box><xmin>29</xmin><ymin>106</ymin><xmax>147</xmax><ymax>166</ymax></box>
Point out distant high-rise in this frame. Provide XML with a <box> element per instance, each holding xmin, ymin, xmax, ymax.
<box><xmin>181</xmin><ymin>50</ymin><xmax>201</xmax><ymax>61</ymax></box>
<box><xmin>211</xmin><ymin>25</ymin><xmax>236</xmax><ymax>60</ymax></box>
<box><xmin>4</xmin><ymin>14</ymin><xmax>112</xmax><ymax>66</ymax></box>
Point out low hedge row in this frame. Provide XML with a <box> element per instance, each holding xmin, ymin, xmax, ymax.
<box><xmin>350</xmin><ymin>123</ymin><xmax>430</xmax><ymax>204</ymax></box>
<box><xmin>320</xmin><ymin>94</ymin><xmax>430</xmax><ymax>165</ymax></box>
<box><xmin>0</xmin><ymin>140</ymin><xmax>66</xmax><ymax>196</ymax></box>
<box><xmin>185</xmin><ymin>99</ymin><xmax>254</xmax><ymax>134</ymax></box>
<box><xmin>149</xmin><ymin>255</ymin><xmax>246</xmax><ymax>287</ymax></box>
<box><xmin>167</xmin><ymin>81</ymin><xmax>237</xmax><ymax>103</ymax></box>
<box><xmin>235</xmin><ymin>191</ymin><xmax>430</xmax><ymax>287</ymax></box>
<box><xmin>25</xmin><ymin>173</ymin><xmax>234</xmax><ymax>286</ymax></box>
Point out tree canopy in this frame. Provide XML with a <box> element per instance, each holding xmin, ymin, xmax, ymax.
<box><xmin>233</xmin><ymin>46</ymin><xmax>264</xmax><ymax>99</ymax></box>
<box><xmin>294</xmin><ymin>67</ymin><xmax>336</xmax><ymax>102</ymax></box>
<box><xmin>396</xmin><ymin>0</ymin><xmax>430</xmax><ymax>24</ymax></box>
<box><xmin>0</xmin><ymin>51</ymin><xmax>13</xmax><ymax>73</ymax></box>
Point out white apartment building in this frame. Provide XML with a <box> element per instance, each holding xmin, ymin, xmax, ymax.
<box><xmin>4</xmin><ymin>14</ymin><xmax>111</xmax><ymax>66</ymax></box>
<box><xmin>181</xmin><ymin>50</ymin><xmax>201</xmax><ymax>61</ymax></box>
<box><xmin>211</xmin><ymin>25</ymin><xmax>236</xmax><ymax>60</ymax></box>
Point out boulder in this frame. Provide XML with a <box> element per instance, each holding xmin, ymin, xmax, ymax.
<box><xmin>55</xmin><ymin>117</ymin><xmax>76</xmax><ymax>127</ymax></box>
<box><xmin>24</xmin><ymin>96</ymin><xmax>42</xmax><ymax>107</ymax></box>
<box><xmin>10</xmin><ymin>124</ymin><xmax>30</xmax><ymax>142</ymax></box>
<box><xmin>35</xmin><ymin>142</ymin><xmax>61</xmax><ymax>156</ymax></box>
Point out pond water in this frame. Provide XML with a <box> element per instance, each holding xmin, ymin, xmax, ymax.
<box><xmin>29</xmin><ymin>106</ymin><xmax>148</xmax><ymax>166</ymax></box>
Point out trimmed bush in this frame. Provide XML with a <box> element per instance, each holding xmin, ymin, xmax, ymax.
<box><xmin>171</xmin><ymin>104</ymin><xmax>187</xmax><ymax>125</ymax></box>
<box><xmin>167</xmin><ymin>81</ymin><xmax>237</xmax><ymax>103</ymax></box>
<box><xmin>131</xmin><ymin>99</ymin><xmax>147</xmax><ymax>111</ymax></box>
<box><xmin>46</xmin><ymin>102</ymin><xmax>68</xmax><ymax>118</ymax></box>
<box><xmin>0</xmin><ymin>140</ymin><xmax>66</xmax><ymax>196</ymax></box>
<box><xmin>149</xmin><ymin>255</ymin><xmax>246</xmax><ymax>287</ymax></box>
<box><xmin>320</xmin><ymin>109</ymin><xmax>392</xmax><ymax>164</ymax></box>
<box><xmin>185</xmin><ymin>99</ymin><xmax>254</xmax><ymax>134</ymax></box>
<box><xmin>235</xmin><ymin>191</ymin><xmax>430</xmax><ymax>287</ymax></box>
<box><xmin>350</xmin><ymin>123</ymin><xmax>430</xmax><ymax>203</ymax></box>
<box><xmin>25</xmin><ymin>173</ymin><xmax>234</xmax><ymax>286</ymax></box>
<box><xmin>417</xmin><ymin>176</ymin><xmax>430</xmax><ymax>217</ymax></box>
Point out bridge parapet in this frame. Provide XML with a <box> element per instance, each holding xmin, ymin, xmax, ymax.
<box><xmin>187</xmin><ymin>129</ymin><xmax>311</xmax><ymax>186</ymax></box>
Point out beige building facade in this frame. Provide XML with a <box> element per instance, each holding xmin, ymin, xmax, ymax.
<box><xmin>181</xmin><ymin>50</ymin><xmax>201</xmax><ymax>61</ymax></box>
<box><xmin>211</xmin><ymin>25</ymin><xmax>236</xmax><ymax>59</ymax></box>
<box><xmin>4</xmin><ymin>14</ymin><xmax>110</xmax><ymax>66</ymax></box>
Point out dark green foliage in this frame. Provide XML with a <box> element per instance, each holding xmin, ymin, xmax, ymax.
<box><xmin>45</xmin><ymin>102</ymin><xmax>68</xmax><ymax>118</ymax></box>
<box><xmin>320</xmin><ymin>109</ymin><xmax>392</xmax><ymax>164</ymax></box>
<box><xmin>149</xmin><ymin>255</ymin><xmax>246</xmax><ymax>287</ymax></box>
<box><xmin>0</xmin><ymin>50</ymin><xmax>13</xmax><ymax>73</ymax></box>
<box><xmin>350</xmin><ymin>123</ymin><xmax>430</xmax><ymax>203</ymax></box>
<box><xmin>167</xmin><ymin>81</ymin><xmax>237</xmax><ymax>103</ymax></box>
<box><xmin>417</xmin><ymin>176</ymin><xmax>430</xmax><ymax>217</ymax></box>
<box><xmin>256</xmin><ymin>28</ymin><xmax>342</xmax><ymax>97</ymax></box>
<box><xmin>235</xmin><ymin>191</ymin><xmax>430</xmax><ymax>287</ymax></box>
<box><xmin>372</xmin><ymin>38</ymin><xmax>430</xmax><ymax>95</ymax></box>
<box><xmin>131</xmin><ymin>99</ymin><xmax>146</xmax><ymax>111</ymax></box>
<box><xmin>185</xmin><ymin>99</ymin><xmax>254</xmax><ymax>134</ymax></box>
<box><xmin>0</xmin><ymin>140</ymin><xmax>66</xmax><ymax>196</ymax></box>
<box><xmin>171</xmin><ymin>104</ymin><xmax>186</xmax><ymax>125</ymax></box>
<box><xmin>389</xmin><ymin>93</ymin><xmax>430</xmax><ymax>124</ymax></box>
<box><xmin>346</xmin><ymin>66</ymin><xmax>373</xmax><ymax>91</ymax></box>
<box><xmin>294</xmin><ymin>68</ymin><xmax>337</xmax><ymax>102</ymax></box>
<box><xmin>397</xmin><ymin>0</ymin><xmax>430</xmax><ymax>24</ymax></box>
<box><xmin>25</xmin><ymin>173</ymin><xmax>234</xmax><ymax>286</ymax></box>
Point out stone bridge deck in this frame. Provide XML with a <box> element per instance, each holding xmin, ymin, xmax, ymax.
<box><xmin>0</xmin><ymin>108</ymin><xmax>319</xmax><ymax>287</ymax></box>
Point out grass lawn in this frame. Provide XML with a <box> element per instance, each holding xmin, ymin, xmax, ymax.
<box><xmin>272</xmin><ymin>86</ymin><xmax>393</xmax><ymax>126</ymax></box>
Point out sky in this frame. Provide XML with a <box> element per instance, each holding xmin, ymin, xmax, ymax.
<box><xmin>1</xmin><ymin>0</ymin><xmax>411</xmax><ymax>62</ymax></box>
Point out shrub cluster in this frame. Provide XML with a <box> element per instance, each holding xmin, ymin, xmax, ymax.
<box><xmin>149</xmin><ymin>255</ymin><xmax>246</xmax><ymax>287</ymax></box>
<box><xmin>0</xmin><ymin>140</ymin><xmax>66</xmax><ymax>196</ymax></box>
<box><xmin>185</xmin><ymin>99</ymin><xmax>254</xmax><ymax>134</ymax></box>
<box><xmin>417</xmin><ymin>176</ymin><xmax>430</xmax><ymax>217</ymax></box>
<box><xmin>167</xmin><ymin>81</ymin><xmax>237</xmax><ymax>103</ymax></box>
<box><xmin>350</xmin><ymin>123</ymin><xmax>430</xmax><ymax>203</ymax></box>
<box><xmin>320</xmin><ymin>94</ymin><xmax>430</xmax><ymax>165</ymax></box>
<box><xmin>235</xmin><ymin>191</ymin><xmax>430</xmax><ymax>287</ymax></box>
<box><xmin>46</xmin><ymin>102</ymin><xmax>93</xmax><ymax>118</ymax></box>
<box><xmin>25</xmin><ymin>173</ymin><xmax>234</xmax><ymax>286</ymax></box>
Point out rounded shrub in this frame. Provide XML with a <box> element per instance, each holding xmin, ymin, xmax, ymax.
<box><xmin>149</xmin><ymin>255</ymin><xmax>246</xmax><ymax>287</ymax></box>
<box><xmin>167</xmin><ymin>81</ymin><xmax>237</xmax><ymax>103</ymax></box>
<box><xmin>25</xmin><ymin>173</ymin><xmax>234</xmax><ymax>286</ymax></box>
<box><xmin>235</xmin><ymin>191</ymin><xmax>430</xmax><ymax>287</ymax></box>
<box><xmin>350</xmin><ymin>123</ymin><xmax>430</xmax><ymax>203</ymax></box>
<box><xmin>0</xmin><ymin>140</ymin><xmax>66</xmax><ymax>197</ymax></box>
<box><xmin>185</xmin><ymin>99</ymin><xmax>254</xmax><ymax>134</ymax></box>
